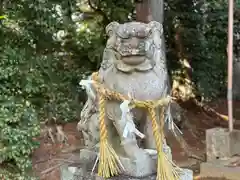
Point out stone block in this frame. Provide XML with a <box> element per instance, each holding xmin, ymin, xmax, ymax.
<box><xmin>60</xmin><ymin>165</ymin><xmax>193</xmax><ymax>180</ymax></box>
<box><xmin>200</xmin><ymin>158</ymin><xmax>240</xmax><ymax>180</ymax></box>
<box><xmin>78</xmin><ymin>143</ymin><xmax>173</xmax><ymax>178</ymax></box>
<box><xmin>206</xmin><ymin>128</ymin><xmax>240</xmax><ymax>161</ymax></box>
<box><xmin>179</xmin><ymin>168</ymin><xmax>193</xmax><ymax>180</ymax></box>
<box><xmin>60</xmin><ymin>147</ymin><xmax>193</xmax><ymax>180</ymax></box>
<box><xmin>163</xmin><ymin>143</ymin><xmax>172</xmax><ymax>161</ymax></box>
<box><xmin>79</xmin><ymin>149</ymin><xmax>98</xmax><ymax>164</ymax></box>
<box><xmin>79</xmin><ymin>148</ymin><xmax>157</xmax><ymax>177</ymax></box>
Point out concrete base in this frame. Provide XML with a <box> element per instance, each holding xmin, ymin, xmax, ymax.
<box><xmin>60</xmin><ymin>148</ymin><xmax>193</xmax><ymax>180</ymax></box>
<box><xmin>200</xmin><ymin>157</ymin><xmax>240</xmax><ymax>180</ymax></box>
<box><xmin>79</xmin><ymin>148</ymin><xmax>157</xmax><ymax>177</ymax></box>
<box><xmin>60</xmin><ymin>164</ymin><xmax>193</xmax><ymax>180</ymax></box>
<box><xmin>206</xmin><ymin>128</ymin><xmax>240</xmax><ymax>161</ymax></box>
<box><xmin>78</xmin><ymin>144</ymin><xmax>174</xmax><ymax>177</ymax></box>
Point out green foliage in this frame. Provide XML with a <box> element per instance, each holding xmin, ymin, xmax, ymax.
<box><xmin>0</xmin><ymin>0</ymin><xmax>134</xmax><ymax>178</ymax></box>
<box><xmin>0</xmin><ymin>45</ymin><xmax>41</xmax><ymax>178</ymax></box>
<box><xmin>189</xmin><ymin>1</ymin><xmax>228</xmax><ymax>98</ymax></box>
<box><xmin>0</xmin><ymin>100</ymin><xmax>40</xmax><ymax>179</ymax></box>
<box><xmin>165</xmin><ymin>0</ymin><xmax>228</xmax><ymax>99</ymax></box>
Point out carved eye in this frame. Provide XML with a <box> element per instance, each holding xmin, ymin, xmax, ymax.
<box><xmin>137</xmin><ymin>31</ymin><xmax>146</xmax><ymax>38</ymax></box>
<box><xmin>119</xmin><ymin>28</ymin><xmax>130</xmax><ymax>39</ymax></box>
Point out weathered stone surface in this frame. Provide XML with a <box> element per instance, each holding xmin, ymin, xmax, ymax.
<box><xmin>77</xmin><ymin>21</ymin><xmax>175</xmax><ymax>177</ymax></box>
<box><xmin>79</xmin><ymin>143</ymin><xmax>173</xmax><ymax>175</ymax></box>
<box><xmin>60</xmin><ymin>163</ymin><xmax>193</xmax><ymax>180</ymax></box>
<box><xmin>75</xmin><ymin>21</ymin><xmax>192</xmax><ymax>179</ymax></box>
<box><xmin>78</xmin><ymin>21</ymin><xmax>171</xmax><ymax>153</ymax></box>
<box><xmin>79</xmin><ymin>148</ymin><xmax>157</xmax><ymax>177</ymax></box>
<box><xmin>179</xmin><ymin>169</ymin><xmax>193</xmax><ymax>180</ymax></box>
<box><xmin>61</xmin><ymin>148</ymin><xmax>194</xmax><ymax>180</ymax></box>
<box><xmin>79</xmin><ymin>149</ymin><xmax>97</xmax><ymax>164</ymax></box>
<box><xmin>206</xmin><ymin>128</ymin><xmax>240</xmax><ymax>161</ymax></box>
<box><xmin>200</xmin><ymin>158</ymin><xmax>240</xmax><ymax>180</ymax></box>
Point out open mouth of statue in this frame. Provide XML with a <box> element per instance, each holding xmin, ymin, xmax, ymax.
<box><xmin>121</xmin><ymin>55</ymin><xmax>145</xmax><ymax>65</ymax></box>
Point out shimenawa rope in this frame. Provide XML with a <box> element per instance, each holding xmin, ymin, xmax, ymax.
<box><xmin>85</xmin><ymin>72</ymin><xmax>181</xmax><ymax>180</ymax></box>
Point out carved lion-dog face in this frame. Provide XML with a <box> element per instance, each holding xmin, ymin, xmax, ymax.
<box><xmin>105</xmin><ymin>21</ymin><xmax>163</xmax><ymax>72</ymax></box>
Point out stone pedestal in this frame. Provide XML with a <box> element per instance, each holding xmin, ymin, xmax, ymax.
<box><xmin>200</xmin><ymin>158</ymin><xmax>240</xmax><ymax>180</ymax></box>
<box><xmin>206</xmin><ymin>128</ymin><xmax>240</xmax><ymax>161</ymax></box>
<box><xmin>60</xmin><ymin>164</ymin><xmax>193</xmax><ymax>180</ymax></box>
<box><xmin>200</xmin><ymin>128</ymin><xmax>240</xmax><ymax>179</ymax></box>
<box><xmin>60</xmin><ymin>146</ymin><xmax>193</xmax><ymax>180</ymax></box>
<box><xmin>79</xmin><ymin>148</ymin><xmax>157</xmax><ymax>177</ymax></box>
<box><xmin>78</xmin><ymin>143</ymin><xmax>174</xmax><ymax>177</ymax></box>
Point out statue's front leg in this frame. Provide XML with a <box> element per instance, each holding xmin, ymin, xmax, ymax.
<box><xmin>107</xmin><ymin>103</ymin><xmax>152</xmax><ymax>160</ymax></box>
<box><xmin>144</xmin><ymin>107</ymin><xmax>172</xmax><ymax>161</ymax></box>
<box><xmin>143</xmin><ymin>115</ymin><xmax>156</xmax><ymax>150</ymax></box>
<box><xmin>106</xmin><ymin>103</ymin><xmax>158</xmax><ymax>176</ymax></box>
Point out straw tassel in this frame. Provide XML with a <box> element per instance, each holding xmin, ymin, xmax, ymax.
<box><xmin>148</xmin><ymin>107</ymin><xmax>180</xmax><ymax>180</ymax></box>
<box><xmin>91</xmin><ymin>73</ymin><xmax>123</xmax><ymax>178</ymax></box>
<box><xmin>89</xmin><ymin>71</ymin><xmax>181</xmax><ymax>179</ymax></box>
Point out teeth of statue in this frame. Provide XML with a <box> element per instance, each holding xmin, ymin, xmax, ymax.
<box><xmin>132</xmin><ymin>49</ymin><xmax>137</xmax><ymax>54</ymax></box>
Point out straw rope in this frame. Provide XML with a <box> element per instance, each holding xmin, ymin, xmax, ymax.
<box><xmin>90</xmin><ymin>72</ymin><xmax>181</xmax><ymax>179</ymax></box>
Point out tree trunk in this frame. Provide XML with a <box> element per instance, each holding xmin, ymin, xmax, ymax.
<box><xmin>135</xmin><ymin>0</ymin><xmax>151</xmax><ymax>23</ymax></box>
<box><xmin>150</xmin><ymin>0</ymin><xmax>164</xmax><ymax>23</ymax></box>
<box><xmin>149</xmin><ymin>0</ymin><xmax>172</xmax><ymax>89</ymax></box>
<box><xmin>149</xmin><ymin>0</ymin><xmax>166</xmax><ymax>60</ymax></box>
<box><xmin>135</xmin><ymin>0</ymin><xmax>172</xmax><ymax>91</ymax></box>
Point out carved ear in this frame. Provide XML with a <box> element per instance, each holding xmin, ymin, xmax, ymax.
<box><xmin>148</xmin><ymin>21</ymin><xmax>163</xmax><ymax>49</ymax></box>
<box><xmin>148</xmin><ymin>21</ymin><xmax>163</xmax><ymax>35</ymax></box>
<box><xmin>106</xmin><ymin>21</ymin><xmax>119</xmax><ymax>36</ymax></box>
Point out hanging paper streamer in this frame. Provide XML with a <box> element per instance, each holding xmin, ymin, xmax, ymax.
<box><xmin>164</xmin><ymin>96</ymin><xmax>183</xmax><ymax>136</ymax></box>
<box><xmin>79</xmin><ymin>76</ymin><xmax>96</xmax><ymax>100</ymax></box>
<box><xmin>120</xmin><ymin>100</ymin><xmax>145</xmax><ymax>139</ymax></box>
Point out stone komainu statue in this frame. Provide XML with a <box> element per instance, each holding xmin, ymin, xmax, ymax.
<box><xmin>78</xmin><ymin>21</ymin><xmax>174</xmax><ymax>177</ymax></box>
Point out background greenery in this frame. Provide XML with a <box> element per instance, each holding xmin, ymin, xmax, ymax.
<box><xmin>0</xmin><ymin>0</ymin><xmax>239</xmax><ymax>179</ymax></box>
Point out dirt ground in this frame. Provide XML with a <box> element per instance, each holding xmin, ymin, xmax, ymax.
<box><xmin>32</xmin><ymin>99</ymin><xmax>240</xmax><ymax>180</ymax></box>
